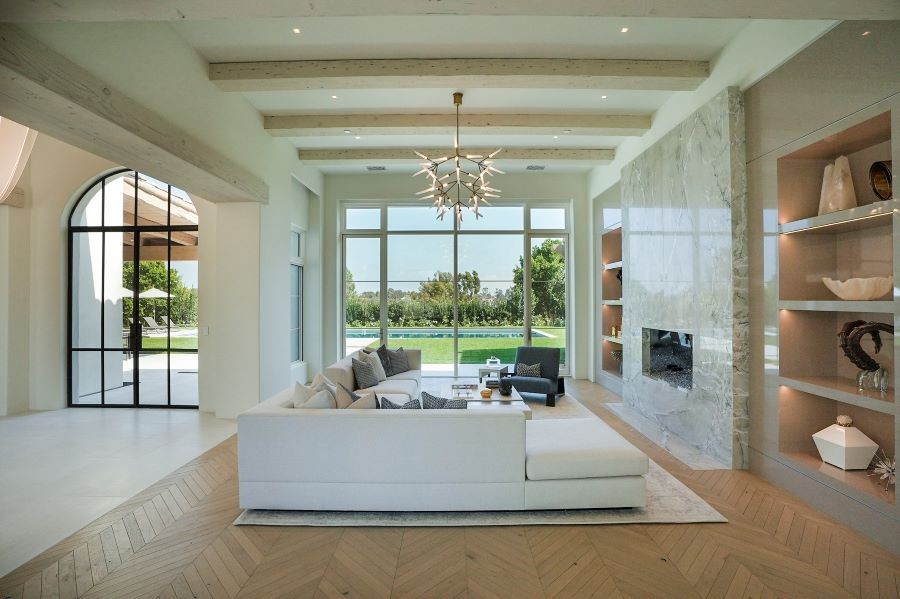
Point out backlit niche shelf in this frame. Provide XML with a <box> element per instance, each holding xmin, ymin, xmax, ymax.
<box><xmin>775</xmin><ymin>110</ymin><xmax>896</xmax><ymax>507</ymax></box>
<box><xmin>600</xmin><ymin>223</ymin><xmax>623</xmax><ymax>381</ymax></box>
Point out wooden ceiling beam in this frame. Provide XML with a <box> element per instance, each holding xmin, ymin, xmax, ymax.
<box><xmin>2</xmin><ymin>0</ymin><xmax>897</xmax><ymax>21</ymax></box>
<box><xmin>298</xmin><ymin>148</ymin><xmax>614</xmax><ymax>163</ymax></box>
<box><xmin>0</xmin><ymin>24</ymin><xmax>268</xmax><ymax>204</ymax></box>
<box><xmin>210</xmin><ymin>59</ymin><xmax>709</xmax><ymax>92</ymax></box>
<box><xmin>265</xmin><ymin>113</ymin><xmax>651</xmax><ymax>137</ymax></box>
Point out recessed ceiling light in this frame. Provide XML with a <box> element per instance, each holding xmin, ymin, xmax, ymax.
<box><xmin>553</xmin><ymin>135</ymin><xmax>559</xmax><ymax>139</ymax></box>
<box><xmin>331</xmin><ymin>95</ymin><xmax>338</xmax><ymax>99</ymax></box>
<box><xmin>563</xmin><ymin>129</ymin><xmax>572</xmax><ymax>134</ymax></box>
<box><xmin>355</xmin><ymin>135</ymin><xmax>361</xmax><ymax>140</ymax></box>
<box><xmin>601</xmin><ymin>95</ymin><xmax>608</xmax><ymax>99</ymax></box>
<box><xmin>292</xmin><ymin>27</ymin><xmax>301</xmax><ymax>34</ymax></box>
<box><xmin>861</xmin><ymin>30</ymin><xmax>871</xmax><ymax>36</ymax></box>
<box><xmin>620</xmin><ymin>27</ymin><xmax>629</xmax><ymax>33</ymax></box>
<box><xmin>343</xmin><ymin>129</ymin><xmax>351</xmax><ymax>133</ymax></box>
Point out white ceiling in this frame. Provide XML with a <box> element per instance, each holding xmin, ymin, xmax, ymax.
<box><xmin>171</xmin><ymin>16</ymin><xmax>752</xmax><ymax>172</ymax></box>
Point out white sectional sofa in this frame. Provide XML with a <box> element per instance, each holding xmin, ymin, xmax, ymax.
<box><xmin>324</xmin><ymin>349</ymin><xmax>422</xmax><ymax>403</ymax></box>
<box><xmin>237</xmin><ymin>386</ymin><xmax>649</xmax><ymax>511</ymax></box>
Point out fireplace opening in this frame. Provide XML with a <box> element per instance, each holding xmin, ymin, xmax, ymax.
<box><xmin>642</xmin><ymin>328</ymin><xmax>693</xmax><ymax>389</ymax></box>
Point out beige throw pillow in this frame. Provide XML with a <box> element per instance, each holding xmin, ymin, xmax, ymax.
<box><xmin>294</xmin><ymin>389</ymin><xmax>336</xmax><ymax>409</ymax></box>
<box><xmin>365</xmin><ymin>350</ymin><xmax>388</xmax><ymax>382</ymax></box>
<box><xmin>290</xmin><ymin>381</ymin><xmax>317</xmax><ymax>408</ymax></box>
<box><xmin>346</xmin><ymin>392</ymin><xmax>377</xmax><ymax>409</ymax></box>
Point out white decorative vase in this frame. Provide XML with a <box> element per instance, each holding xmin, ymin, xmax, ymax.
<box><xmin>817</xmin><ymin>155</ymin><xmax>857</xmax><ymax>215</ymax></box>
<box><xmin>812</xmin><ymin>424</ymin><xmax>878</xmax><ymax>470</ymax></box>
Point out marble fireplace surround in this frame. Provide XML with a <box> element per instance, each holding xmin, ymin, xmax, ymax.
<box><xmin>619</xmin><ymin>87</ymin><xmax>749</xmax><ymax>469</ymax></box>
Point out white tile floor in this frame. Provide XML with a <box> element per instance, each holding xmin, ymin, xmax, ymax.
<box><xmin>0</xmin><ymin>408</ymin><xmax>235</xmax><ymax>576</ymax></box>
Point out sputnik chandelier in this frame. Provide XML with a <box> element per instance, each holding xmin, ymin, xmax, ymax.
<box><xmin>414</xmin><ymin>92</ymin><xmax>503</xmax><ymax>222</ymax></box>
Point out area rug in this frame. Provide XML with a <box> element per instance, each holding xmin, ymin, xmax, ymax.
<box><xmin>233</xmin><ymin>460</ymin><xmax>726</xmax><ymax>527</ymax></box>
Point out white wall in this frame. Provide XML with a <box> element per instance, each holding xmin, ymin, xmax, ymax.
<box><xmin>6</xmin><ymin>22</ymin><xmax>327</xmax><ymax>415</ymax></box>
<box><xmin>0</xmin><ymin>202</ymin><xmax>30</xmax><ymax>415</ymax></box>
<box><xmin>321</xmin><ymin>172</ymin><xmax>592</xmax><ymax>378</ymax></box>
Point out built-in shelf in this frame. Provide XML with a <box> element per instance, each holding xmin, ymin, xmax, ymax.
<box><xmin>780</xmin><ymin>450</ymin><xmax>895</xmax><ymax>506</ymax></box>
<box><xmin>602</xmin><ymin>299</ymin><xmax>623</xmax><ymax>306</ymax></box>
<box><xmin>778</xmin><ymin>300</ymin><xmax>894</xmax><ymax>313</ymax></box>
<box><xmin>602</xmin><ymin>336</ymin><xmax>623</xmax><ymax>345</ymax></box>
<box><xmin>778</xmin><ymin>376</ymin><xmax>894</xmax><ymax>414</ymax></box>
<box><xmin>604</xmin><ymin>261</ymin><xmax>622</xmax><ymax>270</ymax></box>
<box><xmin>779</xmin><ymin>199</ymin><xmax>899</xmax><ymax>236</ymax></box>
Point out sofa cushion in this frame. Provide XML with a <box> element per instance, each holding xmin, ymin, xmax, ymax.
<box><xmin>375</xmin><ymin>344</ymin><xmax>394</xmax><ymax>375</ymax></box>
<box><xmin>346</xmin><ymin>392</ymin><xmax>377</xmax><ymax>409</ymax></box>
<box><xmin>366</xmin><ymin>377</ymin><xmax>419</xmax><ymax>399</ymax></box>
<box><xmin>421</xmin><ymin>391</ymin><xmax>467</xmax><ymax>410</ymax></box>
<box><xmin>294</xmin><ymin>389</ymin><xmax>336</xmax><ymax>409</ymax></box>
<box><xmin>516</xmin><ymin>362</ymin><xmax>542</xmax><ymax>377</ymax></box>
<box><xmin>525</xmin><ymin>418</ymin><xmax>649</xmax><ymax>480</ymax></box>
<box><xmin>386</xmin><ymin>347</ymin><xmax>410</xmax><ymax>375</ymax></box>
<box><xmin>365</xmin><ymin>350</ymin><xmax>388</xmax><ymax>382</ymax></box>
<box><xmin>290</xmin><ymin>381</ymin><xmax>318</xmax><ymax>407</ymax></box>
<box><xmin>352</xmin><ymin>358</ymin><xmax>380</xmax><ymax>389</ymax></box>
<box><xmin>380</xmin><ymin>397</ymin><xmax>421</xmax><ymax>409</ymax></box>
<box><xmin>335</xmin><ymin>383</ymin><xmax>359</xmax><ymax>409</ymax></box>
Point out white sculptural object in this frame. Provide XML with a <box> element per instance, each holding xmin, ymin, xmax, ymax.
<box><xmin>813</xmin><ymin>415</ymin><xmax>878</xmax><ymax>470</ymax></box>
<box><xmin>818</xmin><ymin>155</ymin><xmax>857</xmax><ymax>215</ymax></box>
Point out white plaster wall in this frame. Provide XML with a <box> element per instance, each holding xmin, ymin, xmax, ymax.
<box><xmin>321</xmin><ymin>172</ymin><xmax>591</xmax><ymax>378</ymax></box>
<box><xmin>0</xmin><ymin>202</ymin><xmax>30</xmax><ymax>415</ymax></box>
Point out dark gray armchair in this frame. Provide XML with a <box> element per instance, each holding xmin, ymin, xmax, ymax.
<box><xmin>500</xmin><ymin>346</ymin><xmax>564</xmax><ymax>406</ymax></box>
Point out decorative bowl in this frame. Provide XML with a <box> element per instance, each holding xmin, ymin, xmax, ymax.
<box><xmin>480</xmin><ymin>388</ymin><xmax>493</xmax><ymax>399</ymax></box>
<box><xmin>822</xmin><ymin>276</ymin><xmax>893</xmax><ymax>301</ymax></box>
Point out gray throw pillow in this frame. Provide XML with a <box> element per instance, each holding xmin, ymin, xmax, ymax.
<box><xmin>421</xmin><ymin>391</ymin><xmax>467</xmax><ymax>409</ymax></box>
<box><xmin>376</xmin><ymin>344</ymin><xmax>394</xmax><ymax>376</ymax></box>
<box><xmin>516</xmin><ymin>362</ymin><xmax>542</xmax><ymax>377</ymax></box>
<box><xmin>352</xmin><ymin>358</ymin><xmax>380</xmax><ymax>389</ymax></box>
<box><xmin>386</xmin><ymin>347</ymin><xmax>410</xmax><ymax>375</ymax></box>
<box><xmin>380</xmin><ymin>397</ymin><xmax>421</xmax><ymax>409</ymax></box>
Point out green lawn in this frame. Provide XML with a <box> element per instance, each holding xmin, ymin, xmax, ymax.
<box><xmin>359</xmin><ymin>327</ymin><xmax>566</xmax><ymax>365</ymax></box>
<box><xmin>140</xmin><ymin>337</ymin><xmax>198</xmax><ymax>351</ymax></box>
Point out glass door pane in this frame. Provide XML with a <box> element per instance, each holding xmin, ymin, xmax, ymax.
<box><xmin>387</xmin><ymin>234</ymin><xmax>453</xmax><ymax>376</ymax></box>
<box><xmin>344</xmin><ymin>237</ymin><xmax>381</xmax><ymax>356</ymax></box>
<box><xmin>169</xmin><ymin>230</ymin><xmax>200</xmax><ymax>407</ymax></box>
<box><xmin>529</xmin><ymin>237</ymin><xmax>568</xmax><ymax>368</ymax></box>
<box><xmin>456</xmin><ymin>234</ymin><xmax>524</xmax><ymax>376</ymax></box>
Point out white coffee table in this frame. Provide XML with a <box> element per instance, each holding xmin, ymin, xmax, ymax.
<box><xmin>445</xmin><ymin>383</ymin><xmax>531</xmax><ymax>420</ymax></box>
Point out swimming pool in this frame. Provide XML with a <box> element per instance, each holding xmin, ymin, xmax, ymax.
<box><xmin>346</xmin><ymin>327</ymin><xmax>552</xmax><ymax>339</ymax></box>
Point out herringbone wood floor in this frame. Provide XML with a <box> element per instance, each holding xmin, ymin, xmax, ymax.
<box><xmin>2</xmin><ymin>380</ymin><xmax>898</xmax><ymax>598</ymax></box>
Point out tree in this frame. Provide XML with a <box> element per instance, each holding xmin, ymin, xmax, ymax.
<box><xmin>122</xmin><ymin>261</ymin><xmax>198</xmax><ymax>325</ymax></box>
<box><xmin>513</xmin><ymin>239</ymin><xmax>566</xmax><ymax>326</ymax></box>
<box><xmin>344</xmin><ymin>268</ymin><xmax>357</xmax><ymax>298</ymax></box>
<box><xmin>416</xmin><ymin>270</ymin><xmax>481</xmax><ymax>301</ymax></box>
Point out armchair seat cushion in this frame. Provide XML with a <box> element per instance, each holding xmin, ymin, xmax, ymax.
<box><xmin>504</xmin><ymin>375</ymin><xmax>556</xmax><ymax>394</ymax></box>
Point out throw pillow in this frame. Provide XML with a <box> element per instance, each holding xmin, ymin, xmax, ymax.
<box><xmin>386</xmin><ymin>347</ymin><xmax>410</xmax><ymax>375</ymax></box>
<box><xmin>294</xmin><ymin>389</ymin><xmax>336</xmax><ymax>409</ymax></box>
<box><xmin>380</xmin><ymin>397</ymin><xmax>421</xmax><ymax>409</ymax></box>
<box><xmin>375</xmin><ymin>344</ymin><xmax>394</xmax><ymax>376</ymax></box>
<box><xmin>352</xmin><ymin>358</ymin><xmax>380</xmax><ymax>389</ymax></box>
<box><xmin>421</xmin><ymin>391</ymin><xmax>467</xmax><ymax>410</ymax></box>
<box><xmin>346</xmin><ymin>392</ymin><xmax>377</xmax><ymax>409</ymax></box>
<box><xmin>334</xmin><ymin>383</ymin><xmax>359</xmax><ymax>409</ymax></box>
<box><xmin>365</xmin><ymin>350</ymin><xmax>388</xmax><ymax>382</ymax></box>
<box><xmin>311</xmin><ymin>373</ymin><xmax>338</xmax><ymax>403</ymax></box>
<box><xmin>290</xmin><ymin>381</ymin><xmax>318</xmax><ymax>408</ymax></box>
<box><xmin>516</xmin><ymin>362</ymin><xmax>542</xmax><ymax>377</ymax></box>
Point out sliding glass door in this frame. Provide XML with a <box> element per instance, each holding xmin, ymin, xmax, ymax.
<box><xmin>342</xmin><ymin>203</ymin><xmax>569</xmax><ymax>376</ymax></box>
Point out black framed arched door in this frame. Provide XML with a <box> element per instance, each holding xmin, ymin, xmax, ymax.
<box><xmin>68</xmin><ymin>169</ymin><xmax>200</xmax><ymax>407</ymax></box>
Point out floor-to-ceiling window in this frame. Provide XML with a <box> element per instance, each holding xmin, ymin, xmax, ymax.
<box><xmin>342</xmin><ymin>203</ymin><xmax>569</xmax><ymax>376</ymax></box>
<box><xmin>68</xmin><ymin>169</ymin><xmax>200</xmax><ymax>407</ymax></box>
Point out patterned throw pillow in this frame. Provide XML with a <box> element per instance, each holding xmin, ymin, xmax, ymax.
<box><xmin>379</xmin><ymin>397</ymin><xmax>422</xmax><ymax>409</ymax></box>
<box><xmin>352</xmin><ymin>358</ymin><xmax>380</xmax><ymax>389</ymax></box>
<box><xmin>376</xmin><ymin>344</ymin><xmax>394</xmax><ymax>376</ymax></box>
<box><xmin>516</xmin><ymin>362</ymin><xmax>542</xmax><ymax>377</ymax></box>
<box><xmin>421</xmin><ymin>391</ymin><xmax>467</xmax><ymax>409</ymax></box>
<box><xmin>386</xmin><ymin>347</ymin><xmax>410</xmax><ymax>375</ymax></box>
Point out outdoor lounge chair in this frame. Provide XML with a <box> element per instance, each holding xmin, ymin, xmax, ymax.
<box><xmin>160</xmin><ymin>315</ymin><xmax>177</xmax><ymax>328</ymax></box>
<box><xmin>142</xmin><ymin>316</ymin><xmax>164</xmax><ymax>332</ymax></box>
<box><xmin>499</xmin><ymin>346</ymin><xmax>565</xmax><ymax>407</ymax></box>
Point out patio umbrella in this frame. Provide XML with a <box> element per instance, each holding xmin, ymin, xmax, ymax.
<box><xmin>139</xmin><ymin>287</ymin><xmax>171</xmax><ymax>320</ymax></box>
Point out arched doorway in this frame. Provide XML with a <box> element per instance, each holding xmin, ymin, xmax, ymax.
<box><xmin>68</xmin><ymin>170</ymin><xmax>200</xmax><ymax>407</ymax></box>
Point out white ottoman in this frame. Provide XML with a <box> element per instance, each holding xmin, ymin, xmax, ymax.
<box><xmin>524</xmin><ymin>418</ymin><xmax>649</xmax><ymax>509</ymax></box>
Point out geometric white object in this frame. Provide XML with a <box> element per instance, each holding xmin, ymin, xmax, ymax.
<box><xmin>817</xmin><ymin>155</ymin><xmax>856</xmax><ymax>215</ymax></box>
<box><xmin>812</xmin><ymin>424</ymin><xmax>879</xmax><ymax>470</ymax></box>
<box><xmin>822</xmin><ymin>275</ymin><xmax>893</xmax><ymax>300</ymax></box>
